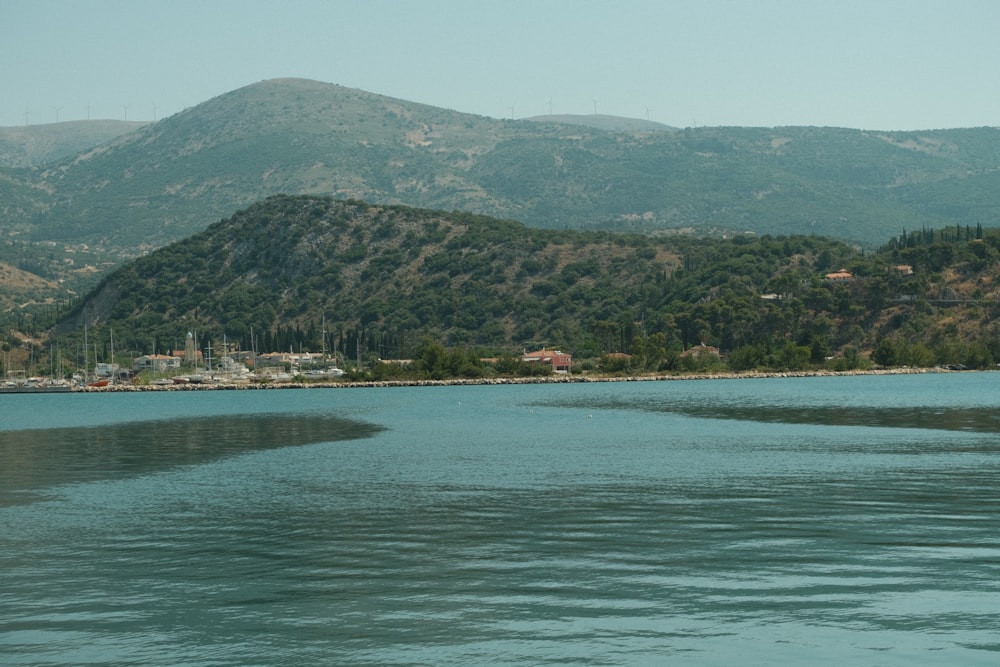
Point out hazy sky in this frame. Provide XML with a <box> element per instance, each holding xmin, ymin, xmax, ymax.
<box><xmin>3</xmin><ymin>0</ymin><xmax>998</xmax><ymax>130</ymax></box>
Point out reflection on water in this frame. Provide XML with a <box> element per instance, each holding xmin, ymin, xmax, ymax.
<box><xmin>0</xmin><ymin>414</ymin><xmax>382</xmax><ymax>505</ymax></box>
<box><xmin>3</xmin><ymin>379</ymin><xmax>1000</xmax><ymax>665</ymax></box>
<box><xmin>545</xmin><ymin>395</ymin><xmax>1000</xmax><ymax>433</ymax></box>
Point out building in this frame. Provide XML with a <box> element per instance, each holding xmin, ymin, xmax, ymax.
<box><xmin>256</xmin><ymin>351</ymin><xmax>325</xmax><ymax>368</ymax></box>
<box><xmin>133</xmin><ymin>354</ymin><xmax>182</xmax><ymax>372</ymax></box>
<box><xmin>179</xmin><ymin>332</ymin><xmax>199</xmax><ymax>367</ymax></box>
<box><xmin>825</xmin><ymin>268</ymin><xmax>854</xmax><ymax>282</ymax></box>
<box><xmin>680</xmin><ymin>343</ymin><xmax>722</xmax><ymax>360</ymax></box>
<box><xmin>522</xmin><ymin>348</ymin><xmax>573</xmax><ymax>373</ymax></box>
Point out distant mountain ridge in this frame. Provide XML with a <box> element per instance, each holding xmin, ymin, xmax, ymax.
<box><xmin>3</xmin><ymin>77</ymin><xmax>1000</xmax><ymax>266</ymax></box>
<box><xmin>0</xmin><ymin>119</ymin><xmax>149</xmax><ymax>168</ymax></box>
<box><xmin>524</xmin><ymin>114</ymin><xmax>677</xmax><ymax>133</ymax></box>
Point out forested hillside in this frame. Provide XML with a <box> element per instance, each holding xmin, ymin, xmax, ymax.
<box><xmin>5</xmin><ymin>78</ymin><xmax>1000</xmax><ymax>264</ymax></box>
<box><xmin>5</xmin><ymin>77</ymin><xmax>1000</xmax><ymax>342</ymax></box>
<box><xmin>33</xmin><ymin>195</ymin><xmax>1000</xmax><ymax>380</ymax></box>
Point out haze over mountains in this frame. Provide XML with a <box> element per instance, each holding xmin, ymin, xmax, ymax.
<box><xmin>524</xmin><ymin>114</ymin><xmax>677</xmax><ymax>133</ymax></box>
<box><xmin>3</xmin><ymin>77</ymin><xmax>1000</xmax><ymax>264</ymax></box>
<box><xmin>0</xmin><ymin>120</ymin><xmax>149</xmax><ymax>169</ymax></box>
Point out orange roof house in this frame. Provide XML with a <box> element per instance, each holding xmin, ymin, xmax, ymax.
<box><xmin>825</xmin><ymin>268</ymin><xmax>854</xmax><ymax>282</ymax></box>
<box><xmin>522</xmin><ymin>348</ymin><xmax>573</xmax><ymax>373</ymax></box>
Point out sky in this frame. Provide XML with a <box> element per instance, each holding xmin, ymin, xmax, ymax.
<box><xmin>2</xmin><ymin>0</ymin><xmax>999</xmax><ymax>131</ymax></box>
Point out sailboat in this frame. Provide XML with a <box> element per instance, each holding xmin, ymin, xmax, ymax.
<box><xmin>304</xmin><ymin>316</ymin><xmax>345</xmax><ymax>378</ymax></box>
<box><xmin>88</xmin><ymin>328</ymin><xmax>117</xmax><ymax>387</ymax></box>
<box><xmin>87</xmin><ymin>339</ymin><xmax>109</xmax><ymax>387</ymax></box>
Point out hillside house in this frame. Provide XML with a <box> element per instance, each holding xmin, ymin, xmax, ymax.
<box><xmin>522</xmin><ymin>348</ymin><xmax>573</xmax><ymax>374</ymax></box>
<box><xmin>825</xmin><ymin>268</ymin><xmax>854</xmax><ymax>282</ymax></box>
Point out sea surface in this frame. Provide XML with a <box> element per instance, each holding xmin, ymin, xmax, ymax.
<box><xmin>2</xmin><ymin>373</ymin><xmax>999</xmax><ymax>666</ymax></box>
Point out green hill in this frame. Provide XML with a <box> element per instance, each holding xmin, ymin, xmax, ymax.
<box><xmin>44</xmin><ymin>195</ymin><xmax>1000</xmax><ymax>378</ymax></box>
<box><xmin>5</xmin><ymin>78</ymin><xmax>1000</xmax><ymax>332</ymax></box>
<box><xmin>4</xmin><ymin>78</ymin><xmax>1000</xmax><ymax>259</ymax></box>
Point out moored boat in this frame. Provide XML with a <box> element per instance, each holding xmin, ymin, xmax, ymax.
<box><xmin>1</xmin><ymin>377</ymin><xmax>74</xmax><ymax>393</ymax></box>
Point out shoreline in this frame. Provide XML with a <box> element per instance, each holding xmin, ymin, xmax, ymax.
<box><xmin>73</xmin><ymin>366</ymin><xmax>960</xmax><ymax>392</ymax></box>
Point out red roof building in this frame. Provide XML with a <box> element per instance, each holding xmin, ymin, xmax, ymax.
<box><xmin>522</xmin><ymin>348</ymin><xmax>573</xmax><ymax>373</ymax></box>
<box><xmin>825</xmin><ymin>268</ymin><xmax>854</xmax><ymax>282</ymax></box>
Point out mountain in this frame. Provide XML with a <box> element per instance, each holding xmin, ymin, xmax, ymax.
<box><xmin>53</xmin><ymin>195</ymin><xmax>1000</xmax><ymax>375</ymax></box>
<box><xmin>58</xmin><ymin>195</ymin><xmax>686</xmax><ymax>355</ymax></box>
<box><xmin>5</xmin><ymin>76</ymin><xmax>1000</xmax><ymax>335</ymax></box>
<box><xmin>4</xmin><ymin>77</ymin><xmax>1000</xmax><ymax>263</ymax></box>
<box><xmin>0</xmin><ymin>120</ymin><xmax>149</xmax><ymax>168</ymax></box>
<box><xmin>524</xmin><ymin>114</ymin><xmax>677</xmax><ymax>133</ymax></box>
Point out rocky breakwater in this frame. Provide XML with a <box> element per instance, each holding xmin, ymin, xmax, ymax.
<box><xmin>73</xmin><ymin>366</ymin><xmax>951</xmax><ymax>392</ymax></box>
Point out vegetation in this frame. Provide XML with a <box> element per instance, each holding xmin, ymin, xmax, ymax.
<box><xmin>6</xmin><ymin>79</ymin><xmax>1000</xmax><ymax>344</ymax></box>
<box><xmin>0</xmin><ymin>119</ymin><xmax>149</xmax><ymax>169</ymax></box>
<box><xmin>8</xmin><ymin>194</ymin><xmax>996</xmax><ymax>382</ymax></box>
<box><xmin>4</xmin><ymin>78</ymin><xmax>1000</xmax><ymax>276</ymax></box>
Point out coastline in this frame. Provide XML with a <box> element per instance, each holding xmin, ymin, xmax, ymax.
<box><xmin>72</xmin><ymin>366</ymin><xmax>958</xmax><ymax>392</ymax></box>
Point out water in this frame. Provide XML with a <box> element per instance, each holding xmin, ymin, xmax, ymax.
<box><xmin>2</xmin><ymin>373</ymin><xmax>999</xmax><ymax>665</ymax></box>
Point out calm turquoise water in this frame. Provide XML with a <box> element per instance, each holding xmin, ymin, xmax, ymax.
<box><xmin>2</xmin><ymin>373</ymin><xmax>1000</xmax><ymax>665</ymax></box>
